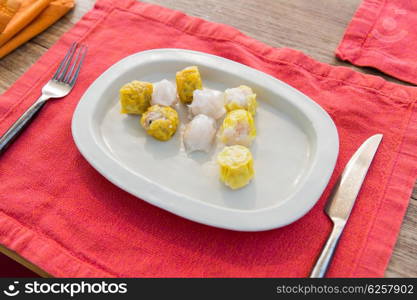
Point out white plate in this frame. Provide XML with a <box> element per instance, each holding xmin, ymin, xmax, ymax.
<box><xmin>72</xmin><ymin>49</ymin><xmax>338</xmax><ymax>231</ymax></box>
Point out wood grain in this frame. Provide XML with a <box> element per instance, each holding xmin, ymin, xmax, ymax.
<box><xmin>0</xmin><ymin>0</ymin><xmax>416</xmax><ymax>277</ymax></box>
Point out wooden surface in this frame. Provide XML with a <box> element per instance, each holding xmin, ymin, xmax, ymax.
<box><xmin>0</xmin><ymin>0</ymin><xmax>416</xmax><ymax>277</ymax></box>
<box><xmin>0</xmin><ymin>245</ymin><xmax>51</xmax><ymax>278</ymax></box>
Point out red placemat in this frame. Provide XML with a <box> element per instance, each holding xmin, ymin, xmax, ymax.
<box><xmin>0</xmin><ymin>0</ymin><xmax>416</xmax><ymax>277</ymax></box>
<box><xmin>336</xmin><ymin>0</ymin><xmax>417</xmax><ymax>85</ymax></box>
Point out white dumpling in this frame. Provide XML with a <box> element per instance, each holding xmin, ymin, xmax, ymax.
<box><xmin>151</xmin><ymin>79</ymin><xmax>178</xmax><ymax>106</ymax></box>
<box><xmin>189</xmin><ymin>88</ymin><xmax>226</xmax><ymax>120</ymax></box>
<box><xmin>183</xmin><ymin>114</ymin><xmax>216</xmax><ymax>153</ymax></box>
<box><xmin>224</xmin><ymin>87</ymin><xmax>251</xmax><ymax>106</ymax></box>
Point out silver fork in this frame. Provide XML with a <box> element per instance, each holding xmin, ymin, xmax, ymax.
<box><xmin>0</xmin><ymin>42</ymin><xmax>87</xmax><ymax>155</ymax></box>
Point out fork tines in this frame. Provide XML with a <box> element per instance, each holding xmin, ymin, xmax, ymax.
<box><xmin>53</xmin><ymin>42</ymin><xmax>88</xmax><ymax>86</ymax></box>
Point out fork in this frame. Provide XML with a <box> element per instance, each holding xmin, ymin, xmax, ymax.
<box><xmin>0</xmin><ymin>42</ymin><xmax>87</xmax><ymax>155</ymax></box>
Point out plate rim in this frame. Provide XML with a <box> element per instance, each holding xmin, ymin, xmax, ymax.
<box><xmin>71</xmin><ymin>48</ymin><xmax>339</xmax><ymax>231</ymax></box>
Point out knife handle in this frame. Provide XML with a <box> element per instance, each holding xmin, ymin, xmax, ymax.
<box><xmin>310</xmin><ymin>219</ymin><xmax>345</xmax><ymax>278</ymax></box>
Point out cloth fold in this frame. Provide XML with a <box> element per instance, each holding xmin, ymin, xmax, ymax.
<box><xmin>336</xmin><ymin>0</ymin><xmax>417</xmax><ymax>85</ymax></box>
<box><xmin>0</xmin><ymin>0</ymin><xmax>74</xmax><ymax>59</ymax></box>
<box><xmin>0</xmin><ymin>0</ymin><xmax>21</xmax><ymax>33</ymax></box>
<box><xmin>0</xmin><ymin>0</ymin><xmax>416</xmax><ymax>277</ymax></box>
<box><xmin>0</xmin><ymin>0</ymin><xmax>51</xmax><ymax>46</ymax></box>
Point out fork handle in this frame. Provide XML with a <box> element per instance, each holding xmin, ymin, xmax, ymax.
<box><xmin>0</xmin><ymin>97</ymin><xmax>48</xmax><ymax>155</ymax></box>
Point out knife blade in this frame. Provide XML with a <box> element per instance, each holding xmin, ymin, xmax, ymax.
<box><xmin>310</xmin><ymin>134</ymin><xmax>383</xmax><ymax>278</ymax></box>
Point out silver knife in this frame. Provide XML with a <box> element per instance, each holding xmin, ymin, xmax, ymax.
<box><xmin>310</xmin><ymin>134</ymin><xmax>383</xmax><ymax>278</ymax></box>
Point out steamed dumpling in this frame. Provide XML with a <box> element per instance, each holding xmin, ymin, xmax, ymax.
<box><xmin>119</xmin><ymin>80</ymin><xmax>153</xmax><ymax>114</ymax></box>
<box><xmin>151</xmin><ymin>79</ymin><xmax>178</xmax><ymax>107</ymax></box>
<box><xmin>183</xmin><ymin>114</ymin><xmax>216</xmax><ymax>153</ymax></box>
<box><xmin>224</xmin><ymin>85</ymin><xmax>257</xmax><ymax>115</ymax></box>
<box><xmin>219</xmin><ymin>109</ymin><xmax>256</xmax><ymax>147</ymax></box>
<box><xmin>217</xmin><ymin>145</ymin><xmax>254</xmax><ymax>189</ymax></box>
<box><xmin>189</xmin><ymin>88</ymin><xmax>226</xmax><ymax>120</ymax></box>
<box><xmin>140</xmin><ymin>105</ymin><xmax>179</xmax><ymax>141</ymax></box>
<box><xmin>176</xmin><ymin>66</ymin><xmax>203</xmax><ymax>104</ymax></box>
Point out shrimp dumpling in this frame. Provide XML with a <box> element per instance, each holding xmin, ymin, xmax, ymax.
<box><xmin>219</xmin><ymin>109</ymin><xmax>256</xmax><ymax>147</ymax></box>
<box><xmin>189</xmin><ymin>88</ymin><xmax>226</xmax><ymax>120</ymax></box>
<box><xmin>183</xmin><ymin>114</ymin><xmax>216</xmax><ymax>153</ymax></box>
<box><xmin>151</xmin><ymin>79</ymin><xmax>178</xmax><ymax>107</ymax></box>
<box><xmin>224</xmin><ymin>85</ymin><xmax>257</xmax><ymax>115</ymax></box>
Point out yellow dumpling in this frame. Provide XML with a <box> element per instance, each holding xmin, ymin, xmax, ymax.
<box><xmin>219</xmin><ymin>109</ymin><xmax>256</xmax><ymax>147</ymax></box>
<box><xmin>217</xmin><ymin>145</ymin><xmax>254</xmax><ymax>189</ymax></box>
<box><xmin>224</xmin><ymin>85</ymin><xmax>257</xmax><ymax>115</ymax></box>
<box><xmin>140</xmin><ymin>105</ymin><xmax>179</xmax><ymax>141</ymax></box>
<box><xmin>176</xmin><ymin>66</ymin><xmax>203</xmax><ymax>104</ymax></box>
<box><xmin>120</xmin><ymin>80</ymin><xmax>153</xmax><ymax>114</ymax></box>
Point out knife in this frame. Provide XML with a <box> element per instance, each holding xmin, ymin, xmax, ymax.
<box><xmin>310</xmin><ymin>134</ymin><xmax>383</xmax><ymax>278</ymax></box>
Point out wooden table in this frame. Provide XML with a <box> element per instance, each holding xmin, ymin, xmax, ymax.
<box><xmin>0</xmin><ymin>0</ymin><xmax>416</xmax><ymax>277</ymax></box>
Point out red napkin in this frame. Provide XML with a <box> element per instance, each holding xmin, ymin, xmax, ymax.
<box><xmin>0</xmin><ymin>0</ymin><xmax>416</xmax><ymax>277</ymax></box>
<box><xmin>337</xmin><ymin>0</ymin><xmax>417</xmax><ymax>85</ymax></box>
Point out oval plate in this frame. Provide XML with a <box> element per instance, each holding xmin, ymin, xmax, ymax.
<box><xmin>72</xmin><ymin>49</ymin><xmax>339</xmax><ymax>231</ymax></box>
